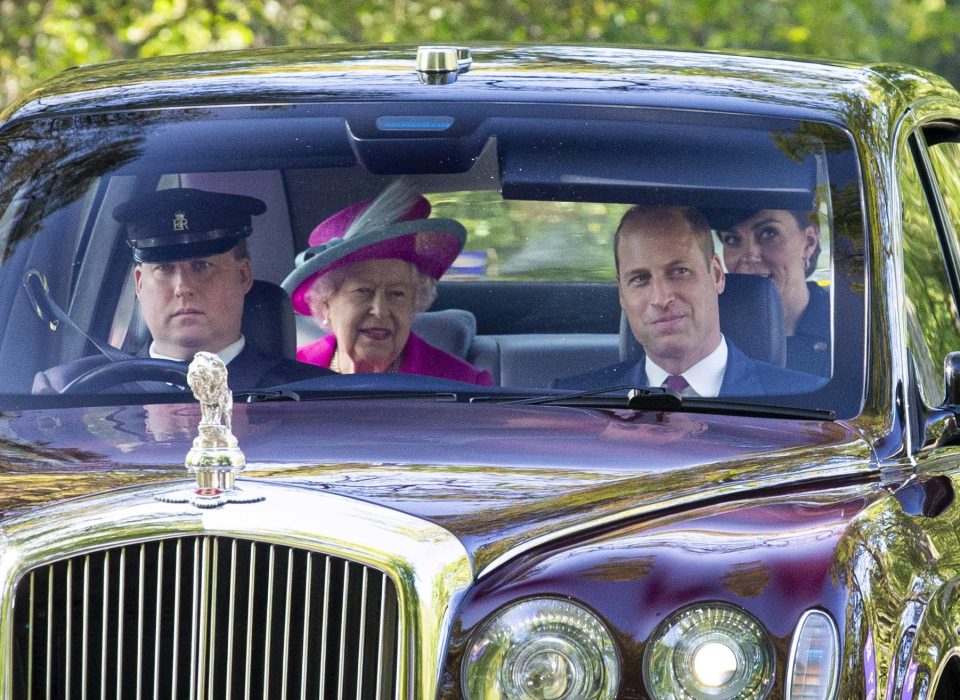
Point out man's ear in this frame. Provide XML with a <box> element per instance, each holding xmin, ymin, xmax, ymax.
<box><xmin>803</xmin><ymin>224</ymin><xmax>821</xmax><ymax>258</ymax></box>
<box><xmin>239</xmin><ymin>258</ymin><xmax>253</xmax><ymax>293</ymax></box>
<box><xmin>711</xmin><ymin>254</ymin><xmax>725</xmax><ymax>294</ymax></box>
<box><xmin>616</xmin><ymin>273</ymin><xmax>626</xmax><ymax>309</ymax></box>
<box><xmin>134</xmin><ymin>265</ymin><xmax>143</xmax><ymax>297</ymax></box>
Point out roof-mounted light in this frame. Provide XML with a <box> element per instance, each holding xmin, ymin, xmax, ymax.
<box><xmin>416</xmin><ymin>46</ymin><xmax>472</xmax><ymax>84</ymax></box>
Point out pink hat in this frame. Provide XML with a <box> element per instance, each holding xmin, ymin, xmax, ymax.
<box><xmin>282</xmin><ymin>182</ymin><xmax>467</xmax><ymax>316</ymax></box>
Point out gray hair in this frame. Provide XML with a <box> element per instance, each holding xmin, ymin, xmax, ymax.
<box><xmin>304</xmin><ymin>261</ymin><xmax>437</xmax><ymax>326</ymax></box>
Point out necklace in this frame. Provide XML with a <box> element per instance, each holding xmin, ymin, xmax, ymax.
<box><xmin>331</xmin><ymin>348</ymin><xmax>402</xmax><ymax>373</ymax></box>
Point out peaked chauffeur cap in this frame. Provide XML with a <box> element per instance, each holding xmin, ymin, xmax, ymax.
<box><xmin>114</xmin><ymin>188</ymin><xmax>267</xmax><ymax>263</ymax></box>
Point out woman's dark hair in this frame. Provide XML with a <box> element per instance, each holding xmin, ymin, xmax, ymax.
<box><xmin>786</xmin><ymin>210</ymin><xmax>822</xmax><ymax>277</ymax></box>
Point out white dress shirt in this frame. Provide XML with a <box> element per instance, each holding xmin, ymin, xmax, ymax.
<box><xmin>644</xmin><ymin>335</ymin><xmax>728</xmax><ymax>397</ymax></box>
<box><xmin>149</xmin><ymin>335</ymin><xmax>246</xmax><ymax>365</ymax></box>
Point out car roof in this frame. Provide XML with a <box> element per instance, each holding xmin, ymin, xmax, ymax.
<box><xmin>3</xmin><ymin>44</ymin><xmax>957</xmax><ymax>128</ymax></box>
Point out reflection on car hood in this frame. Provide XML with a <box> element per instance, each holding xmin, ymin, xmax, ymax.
<box><xmin>0</xmin><ymin>399</ymin><xmax>872</xmax><ymax>571</ymax></box>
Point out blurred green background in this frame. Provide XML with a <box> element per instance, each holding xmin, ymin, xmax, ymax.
<box><xmin>3</xmin><ymin>0</ymin><xmax>960</xmax><ymax>111</ymax></box>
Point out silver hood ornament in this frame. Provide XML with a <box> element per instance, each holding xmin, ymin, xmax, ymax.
<box><xmin>157</xmin><ymin>352</ymin><xmax>264</xmax><ymax>508</ymax></box>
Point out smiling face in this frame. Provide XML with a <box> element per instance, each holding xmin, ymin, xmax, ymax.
<box><xmin>135</xmin><ymin>248</ymin><xmax>253</xmax><ymax>359</ymax></box>
<box><xmin>617</xmin><ymin>207</ymin><xmax>725</xmax><ymax>375</ymax></box>
<box><xmin>321</xmin><ymin>258</ymin><xmax>417</xmax><ymax>374</ymax></box>
<box><xmin>719</xmin><ymin>209</ymin><xmax>819</xmax><ymax>300</ymax></box>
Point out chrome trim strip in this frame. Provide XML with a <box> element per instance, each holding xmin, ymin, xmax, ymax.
<box><xmin>83</xmin><ymin>555</ymin><xmax>90</xmax><ymax>700</ymax></box>
<box><xmin>281</xmin><ymin>548</ymin><xmax>293</xmax><ymax>700</ymax></box>
<box><xmin>393</xmin><ymin>621</ymin><xmax>401</xmax><ymax>700</ymax></box>
<box><xmin>193</xmin><ymin>537</ymin><xmax>211</xmax><ymax>700</ymax></box>
<box><xmin>26</xmin><ymin>573</ymin><xmax>33</xmax><ymax>700</ymax></box>
<box><xmin>299</xmin><ymin>553</ymin><xmax>312</xmax><ymax>700</ymax></box>
<box><xmin>226</xmin><ymin>540</ymin><xmax>237</xmax><ymax>700</ymax></box>
<box><xmin>153</xmin><ymin>542</ymin><xmax>164</xmax><ymax>700</ymax></box>
<box><xmin>263</xmin><ymin>544</ymin><xmax>276</xmax><ymax>700</ymax></box>
<box><xmin>320</xmin><ymin>555</ymin><xmax>331</xmax><ymax>700</ymax></box>
<box><xmin>244</xmin><ymin>543</ymin><xmax>256</xmax><ymax>699</ymax></box>
<box><xmin>338</xmin><ymin>561</ymin><xmax>349</xmax><ymax>700</ymax></box>
<box><xmin>356</xmin><ymin>566</ymin><xmax>368</xmax><ymax>700</ymax></box>
<box><xmin>375</xmin><ymin>573</ymin><xmax>386</xmax><ymax>700</ymax></box>
<box><xmin>101</xmin><ymin>551</ymin><xmax>109</xmax><ymax>700</ymax></box>
<box><xmin>0</xmin><ymin>481</ymin><xmax>473</xmax><ymax>700</ymax></box>
<box><xmin>172</xmin><ymin>540</ymin><xmax>183</xmax><ymax>700</ymax></box>
<box><xmin>115</xmin><ymin>548</ymin><xmax>126</xmax><ymax>700</ymax></box>
<box><xmin>206</xmin><ymin>537</ymin><xmax>219</xmax><ymax>700</ymax></box>
<box><xmin>136</xmin><ymin>545</ymin><xmax>145</xmax><ymax>700</ymax></box>
<box><xmin>45</xmin><ymin>567</ymin><xmax>52</xmax><ymax>697</ymax></box>
<box><xmin>189</xmin><ymin>539</ymin><xmax>200</xmax><ymax>700</ymax></box>
<box><xmin>65</xmin><ymin>559</ymin><xmax>72</xmax><ymax>700</ymax></box>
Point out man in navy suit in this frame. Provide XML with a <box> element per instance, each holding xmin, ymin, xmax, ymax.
<box><xmin>554</xmin><ymin>205</ymin><xmax>823</xmax><ymax>397</ymax></box>
<box><xmin>33</xmin><ymin>188</ymin><xmax>331</xmax><ymax>394</ymax></box>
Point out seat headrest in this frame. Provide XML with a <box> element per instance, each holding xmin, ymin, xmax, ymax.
<box><xmin>619</xmin><ymin>273</ymin><xmax>786</xmax><ymax>366</ymax></box>
<box><xmin>242</xmin><ymin>280</ymin><xmax>297</xmax><ymax>359</ymax></box>
<box><xmin>412</xmin><ymin>308</ymin><xmax>477</xmax><ymax>359</ymax></box>
<box><xmin>121</xmin><ymin>279</ymin><xmax>297</xmax><ymax>360</ymax></box>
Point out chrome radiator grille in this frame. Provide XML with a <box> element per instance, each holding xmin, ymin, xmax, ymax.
<box><xmin>11</xmin><ymin>536</ymin><xmax>401</xmax><ymax>699</ymax></box>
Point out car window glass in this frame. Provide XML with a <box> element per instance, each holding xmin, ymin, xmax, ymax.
<box><xmin>900</xmin><ymin>136</ymin><xmax>960</xmax><ymax>405</ymax></box>
<box><xmin>925</xmin><ymin>134</ymin><xmax>960</xmax><ymax>232</ymax></box>
<box><xmin>0</xmin><ymin>106</ymin><xmax>862</xmax><ymax>414</ymax></box>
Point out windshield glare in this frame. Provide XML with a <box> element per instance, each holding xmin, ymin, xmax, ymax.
<box><xmin>0</xmin><ymin>104</ymin><xmax>864</xmax><ymax>417</ymax></box>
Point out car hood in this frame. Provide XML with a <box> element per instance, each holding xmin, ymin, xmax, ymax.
<box><xmin>0</xmin><ymin>399</ymin><xmax>873</xmax><ymax>572</ymax></box>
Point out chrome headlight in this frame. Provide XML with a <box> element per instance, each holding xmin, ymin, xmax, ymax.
<box><xmin>786</xmin><ymin>610</ymin><xmax>839</xmax><ymax>699</ymax></box>
<box><xmin>462</xmin><ymin>597</ymin><xmax>620</xmax><ymax>700</ymax></box>
<box><xmin>643</xmin><ymin>603</ymin><xmax>774</xmax><ymax>700</ymax></box>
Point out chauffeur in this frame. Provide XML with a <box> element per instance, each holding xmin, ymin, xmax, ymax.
<box><xmin>33</xmin><ymin>188</ymin><xmax>331</xmax><ymax>393</ymax></box>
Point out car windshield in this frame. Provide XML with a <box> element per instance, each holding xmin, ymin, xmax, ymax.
<box><xmin>0</xmin><ymin>103</ymin><xmax>864</xmax><ymax>416</ymax></box>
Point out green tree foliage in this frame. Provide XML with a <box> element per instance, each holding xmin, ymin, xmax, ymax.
<box><xmin>2</xmin><ymin>0</ymin><xmax>960</xmax><ymax>111</ymax></box>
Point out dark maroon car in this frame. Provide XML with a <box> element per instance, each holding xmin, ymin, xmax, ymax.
<box><xmin>0</xmin><ymin>44</ymin><xmax>959</xmax><ymax>699</ymax></box>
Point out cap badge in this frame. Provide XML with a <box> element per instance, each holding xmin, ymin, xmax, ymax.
<box><xmin>156</xmin><ymin>352</ymin><xmax>263</xmax><ymax>509</ymax></box>
<box><xmin>173</xmin><ymin>210</ymin><xmax>189</xmax><ymax>231</ymax></box>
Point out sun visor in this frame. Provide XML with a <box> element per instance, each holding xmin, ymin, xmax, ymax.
<box><xmin>499</xmin><ymin>118</ymin><xmax>823</xmax><ymax>213</ymax></box>
<box><xmin>108</xmin><ymin>116</ymin><xmax>358</xmax><ymax>173</ymax></box>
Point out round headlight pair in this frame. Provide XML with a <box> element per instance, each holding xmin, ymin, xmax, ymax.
<box><xmin>462</xmin><ymin>597</ymin><xmax>620</xmax><ymax>700</ymax></box>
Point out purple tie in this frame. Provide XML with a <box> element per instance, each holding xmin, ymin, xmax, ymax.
<box><xmin>664</xmin><ymin>374</ymin><xmax>689</xmax><ymax>393</ymax></box>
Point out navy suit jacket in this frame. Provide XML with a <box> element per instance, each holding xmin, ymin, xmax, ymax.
<box><xmin>33</xmin><ymin>345</ymin><xmax>332</xmax><ymax>394</ymax></box>
<box><xmin>552</xmin><ymin>340</ymin><xmax>825</xmax><ymax>396</ymax></box>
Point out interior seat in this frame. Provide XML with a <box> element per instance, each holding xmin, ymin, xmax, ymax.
<box><xmin>468</xmin><ymin>334</ymin><xmax>620</xmax><ymax>387</ymax></box>
<box><xmin>619</xmin><ymin>273</ymin><xmax>786</xmax><ymax>366</ymax></box>
<box><xmin>410</xmin><ymin>308</ymin><xmax>476</xmax><ymax>359</ymax></box>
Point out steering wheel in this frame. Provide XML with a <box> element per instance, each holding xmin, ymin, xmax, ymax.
<box><xmin>60</xmin><ymin>358</ymin><xmax>191</xmax><ymax>394</ymax></box>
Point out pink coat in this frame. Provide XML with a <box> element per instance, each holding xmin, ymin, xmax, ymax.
<box><xmin>297</xmin><ymin>332</ymin><xmax>493</xmax><ymax>386</ymax></box>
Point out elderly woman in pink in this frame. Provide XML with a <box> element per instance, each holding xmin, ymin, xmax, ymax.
<box><xmin>282</xmin><ymin>180</ymin><xmax>492</xmax><ymax>385</ymax></box>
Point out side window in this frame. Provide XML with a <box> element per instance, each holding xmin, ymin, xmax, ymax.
<box><xmin>924</xmin><ymin>133</ymin><xmax>960</xmax><ymax>246</ymax></box>
<box><xmin>899</xmin><ymin>135</ymin><xmax>960</xmax><ymax>406</ymax></box>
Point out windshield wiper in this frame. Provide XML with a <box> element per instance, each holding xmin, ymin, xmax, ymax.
<box><xmin>504</xmin><ymin>385</ymin><xmax>680</xmax><ymax>409</ymax></box>
<box><xmin>490</xmin><ymin>385</ymin><xmax>836</xmax><ymax>420</ymax></box>
<box><xmin>244</xmin><ymin>388</ymin><xmax>462</xmax><ymax>403</ymax></box>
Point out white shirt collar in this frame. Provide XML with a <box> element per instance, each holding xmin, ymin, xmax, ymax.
<box><xmin>645</xmin><ymin>335</ymin><xmax>728</xmax><ymax>398</ymax></box>
<box><xmin>148</xmin><ymin>335</ymin><xmax>246</xmax><ymax>366</ymax></box>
